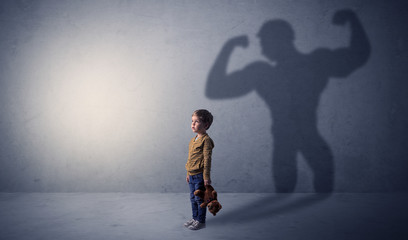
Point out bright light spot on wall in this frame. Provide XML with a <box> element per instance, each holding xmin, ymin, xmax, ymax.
<box><xmin>17</xmin><ymin>26</ymin><xmax>158</xmax><ymax>171</ymax></box>
<box><xmin>46</xmin><ymin>47</ymin><xmax>131</xmax><ymax>145</ymax></box>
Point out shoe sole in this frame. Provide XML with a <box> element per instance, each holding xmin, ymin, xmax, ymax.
<box><xmin>188</xmin><ymin>225</ymin><xmax>206</xmax><ymax>230</ymax></box>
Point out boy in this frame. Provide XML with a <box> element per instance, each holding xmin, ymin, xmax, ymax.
<box><xmin>184</xmin><ymin>109</ymin><xmax>214</xmax><ymax>230</ymax></box>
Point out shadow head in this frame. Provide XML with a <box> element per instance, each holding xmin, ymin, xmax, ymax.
<box><xmin>257</xmin><ymin>20</ymin><xmax>295</xmax><ymax>61</ymax></box>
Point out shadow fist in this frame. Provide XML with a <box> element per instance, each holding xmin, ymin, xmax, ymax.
<box><xmin>228</xmin><ymin>35</ymin><xmax>249</xmax><ymax>48</ymax></box>
<box><xmin>333</xmin><ymin>9</ymin><xmax>356</xmax><ymax>25</ymax></box>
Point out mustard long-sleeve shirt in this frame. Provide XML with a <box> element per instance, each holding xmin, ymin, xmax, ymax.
<box><xmin>185</xmin><ymin>133</ymin><xmax>214</xmax><ymax>181</ymax></box>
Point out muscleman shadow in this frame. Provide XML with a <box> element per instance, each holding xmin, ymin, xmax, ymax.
<box><xmin>206</xmin><ymin>9</ymin><xmax>370</xmax><ymax>193</ymax></box>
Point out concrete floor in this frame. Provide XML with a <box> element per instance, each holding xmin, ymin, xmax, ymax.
<box><xmin>0</xmin><ymin>193</ymin><xmax>407</xmax><ymax>240</ymax></box>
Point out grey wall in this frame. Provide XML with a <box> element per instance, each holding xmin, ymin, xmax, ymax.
<box><xmin>0</xmin><ymin>0</ymin><xmax>407</xmax><ymax>192</ymax></box>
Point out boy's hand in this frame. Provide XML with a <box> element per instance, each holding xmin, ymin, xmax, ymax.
<box><xmin>204</xmin><ymin>180</ymin><xmax>211</xmax><ymax>186</ymax></box>
<box><xmin>186</xmin><ymin>175</ymin><xmax>189</xmax><ymax>183</ymax></box>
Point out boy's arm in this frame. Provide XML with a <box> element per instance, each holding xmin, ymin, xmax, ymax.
<box><xmin>202</xmin><ymin>138</ymin><xmax>214</xmax><ymax>185</ymax></box>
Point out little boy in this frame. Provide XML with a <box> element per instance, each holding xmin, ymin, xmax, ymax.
<box><xmin>184</xmin><ymin>109</ymin><xmax>214</xmax><ymax>230</ymax></box>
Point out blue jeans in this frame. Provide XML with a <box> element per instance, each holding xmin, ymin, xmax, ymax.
<box><xmin>188</xmin><ymin>173</ymin><xmax>206</xmax><ymax>223</ymax></box>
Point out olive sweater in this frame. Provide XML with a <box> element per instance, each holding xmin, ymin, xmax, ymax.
<box><xmin>185</xmin><ymin>133</ymin><xmax>214</xmax><ymax>181</ymax></box>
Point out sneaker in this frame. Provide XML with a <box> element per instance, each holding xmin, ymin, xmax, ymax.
<box><xmin>183</xmin><ymin>219</ymin><xmax>197</xmax><ymax>228</ymax></box>
<box><xmin>188</xmin><ymin>220</ymin><xmax>206</xmax><ymax>230</ymax></box>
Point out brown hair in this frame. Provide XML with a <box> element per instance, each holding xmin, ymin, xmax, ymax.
<box><xmin>192</xmin><ymin>109</ymin><xmax>213</xmax><ymax>130</ymax></box>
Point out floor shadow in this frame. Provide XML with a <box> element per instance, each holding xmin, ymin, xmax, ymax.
<box><xmin>206</xmin><ymin>9</ymin><xmax>370</xmax><ymax>193</ymax></box>
<box><xmin>209</xmin><ymin>193</ymin><xmax>331</xmax><ymax>225</ymax></box>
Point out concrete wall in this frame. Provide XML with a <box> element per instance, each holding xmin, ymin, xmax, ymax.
<box><xmin>0</xmin><ymin>0</ymin><xmax>407</xmax><ymax>192</ymax></box>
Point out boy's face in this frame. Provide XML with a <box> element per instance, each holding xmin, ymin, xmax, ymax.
<box><xmin>191</xmin><ymin>115</ymin><xmax>207</xmax><ymax>134</ymax></box>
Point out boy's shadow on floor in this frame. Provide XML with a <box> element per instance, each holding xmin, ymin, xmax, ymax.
<box><xmin>209</xmin><ymin>193</ymin><xmax>331</xmax><ymax>225</ymax></box>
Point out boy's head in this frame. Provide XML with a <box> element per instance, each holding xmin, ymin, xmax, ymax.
<box><xmin>192</xmin><ymin>109</ymin><xmax>213</xmax><ymax>130</ymax></box>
